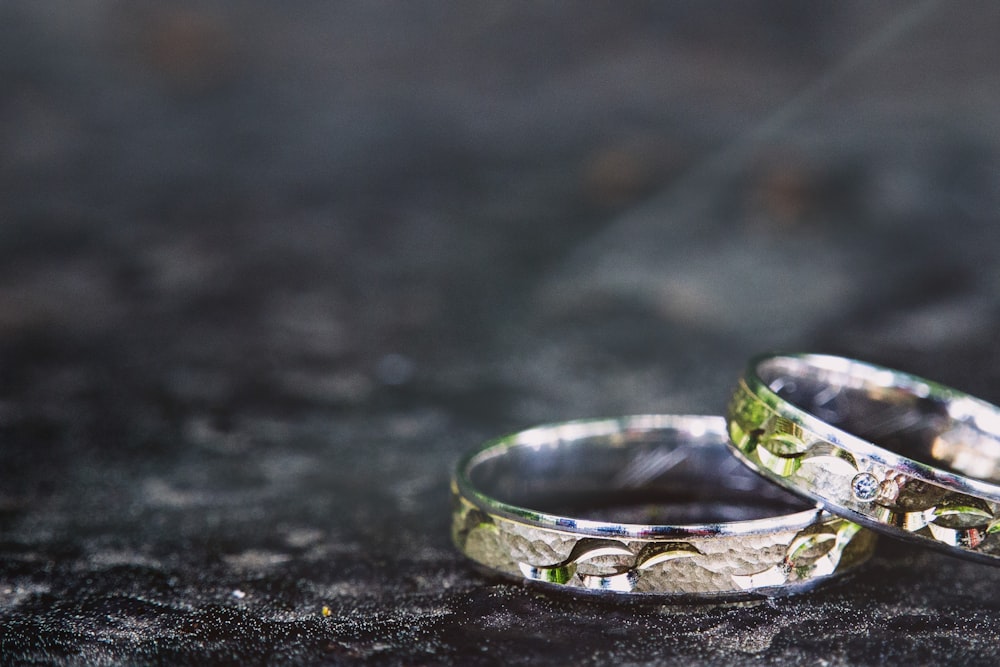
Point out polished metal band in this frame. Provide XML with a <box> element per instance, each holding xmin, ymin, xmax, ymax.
<box><xmin>452</xmin><ymin>415</ymin><xmax>874</xmax><ymax>599</ymax></box>
<box><xmin>728</xmin><ymin>353</ymin><xmax>1000</xmax><ymax>564</ymax></box>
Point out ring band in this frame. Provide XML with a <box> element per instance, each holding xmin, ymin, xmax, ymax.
<box><xmin>452</xmin><ymin>415</ymin><xmax>874</xmax><ymax>599</ymax></box>
<box><xmin>728</xmin><ymin>353</ymin><xmax>1000</xmax><ymax>564</ymax></box>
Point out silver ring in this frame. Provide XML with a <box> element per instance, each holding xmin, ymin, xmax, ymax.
<box><xmin>452</xmin><ymin>414</ymin><xmax>874</xmax><ymax>600</ymax></box>
<box><xmin>728</xmin><ymin>353</ymin><xmax>1000</xmax><ymax>564</ymax></box>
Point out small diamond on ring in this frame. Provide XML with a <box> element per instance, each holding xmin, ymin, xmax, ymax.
<box><xmin>851</xmin><ymin>472</ymin><xmax>879</xmax><ymax>501</ymax></box>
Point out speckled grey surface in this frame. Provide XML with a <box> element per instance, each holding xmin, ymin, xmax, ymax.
<box><xmin>3</xmin><ymin>2</ymin><xmax>1000</xmax><ymax>665</ymax></box>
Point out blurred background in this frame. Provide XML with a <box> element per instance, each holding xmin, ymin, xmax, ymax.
<box><xmin>2</xmin><ymin>1</ymin><xmax>1000</xmax><ymax>664</ymax></box>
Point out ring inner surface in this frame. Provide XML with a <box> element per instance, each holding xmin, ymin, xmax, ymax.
<box><xmin>759</xmin><ymin>357</ymin><xmax>1000</xmax><ymax>483</ymax></box>
<box><xmin>469</xmin><ymin>426</ymin><xmax>810</xmax><ymax>524</ymax></box>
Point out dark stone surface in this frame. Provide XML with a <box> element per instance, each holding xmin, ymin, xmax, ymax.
<box><xmin>2</xmin><ymin>2</ymin><xmax>1000</xmax><ymax>664</ymax></box>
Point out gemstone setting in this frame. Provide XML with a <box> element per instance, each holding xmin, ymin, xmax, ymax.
<box><xmin>851</xmin><ymin>472</ymin><xmax>879</xmax><ymax>501</ymax></box>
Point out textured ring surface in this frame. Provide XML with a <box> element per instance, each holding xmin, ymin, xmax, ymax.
<box><xmin>728</xmin><ymin>353</ymin><xmax>1000</xmax><ymax>564</ymax></box>
<box><xmin>452</xmin><ymin>415</ymin><xmax>874</xmax><ymax>599</ymax></box>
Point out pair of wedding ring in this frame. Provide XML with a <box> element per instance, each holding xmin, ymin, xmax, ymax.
<box><xmin>451</xmin><ymin>354</ymin><xmax>1000</xmax><ymax>600</ymax></box>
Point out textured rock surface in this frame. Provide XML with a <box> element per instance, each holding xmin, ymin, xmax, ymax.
<box><xmin>3</xmin><ymin>2</ymin><xmax>1000</xmax><ymax>664</ymax></box>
